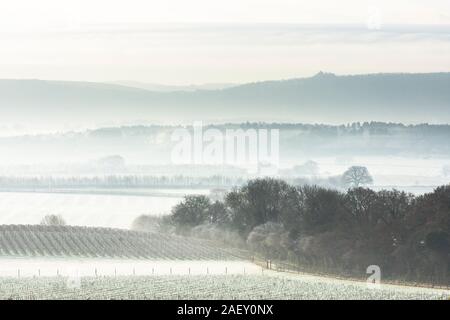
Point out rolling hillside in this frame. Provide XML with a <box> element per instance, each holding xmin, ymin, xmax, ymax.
<box><xmin>1</xmin><ymin>72</ymin><xmax>450</xmax><ymax>135</ymax></box>
<box><xmin>0</xmin><ymin>225</ymin><xmax>243</xmax><ymax>260</ymax></box>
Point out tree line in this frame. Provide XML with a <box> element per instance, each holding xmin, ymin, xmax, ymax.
<box><xmin>0</xmin><ymin>175</ymin><xmax>245</xmax><ymax>189</ymax></box>
<box><xmin>167</xmin><ymin>178</ymin><xmax>450</xmax><ymax>285</ymax></box>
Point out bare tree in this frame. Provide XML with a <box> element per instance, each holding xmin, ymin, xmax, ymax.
<box><xmin>40</xmin><ymin>214</ymin><xmax>66</xmax><ymax>226</ymax></box>
<box><xmin>342</xmin><ymin>166</ymin><xmax>373</xmax><ymax>188</ymax></box>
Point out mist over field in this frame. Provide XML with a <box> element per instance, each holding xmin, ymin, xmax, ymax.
<box><xmin>0</xmin><ymin>0</ymin><xmax>449</xmax><ymax>301</ymax></box>
<box><xmin>1</xmin><ymin>73</ymin><xmax>450</xmax><ymax>294</ymax></box>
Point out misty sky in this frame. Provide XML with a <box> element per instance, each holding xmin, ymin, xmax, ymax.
<box><xmin>1</xmin><ymin>0</ymin><xmax>450</xmax><ymax>84</ymax></box>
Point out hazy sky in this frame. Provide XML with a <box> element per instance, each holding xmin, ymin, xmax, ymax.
<box><xmin>1</xmin><ymin>0</ymin><xmax>450</xmax><ymax>84</ymax></box>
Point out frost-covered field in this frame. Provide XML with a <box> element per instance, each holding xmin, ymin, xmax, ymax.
<box><xmin>0</xmin><ymin>192</ymin><xmax>182</xmax><ymax>228</ymax></box>
<box><xmin>0</xmin><ymin>258</ymin><xmax>448</xmax><ymax>300</ymax></box>
<box><xmin>0</xmin><ymin>273</ymin><xmax>448</xmax><ymax>300</ymax></box>
<box><xmin>312</xmin><ymin>156</ymin><xmax>450</xmax><ymax>178</ymax></box>
<box><xmin>298</xmin><ymin>156</ymin><xmax>450</xmax><ymax>190</ymax></box>
<box><xmin>0</xmin><ymin>258</ymin><xmax>259</xmax><ymax>277</ymax></box>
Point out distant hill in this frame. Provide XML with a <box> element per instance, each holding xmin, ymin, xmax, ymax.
<box><xmin>1</xmin><ymin>72</ymin><xmax>450</xmax><ymax>134</ymax></box>
<box><xmin>0</xmin><ymin>225</ymin><xmax>242</xmax><ymax>259</ymax></box>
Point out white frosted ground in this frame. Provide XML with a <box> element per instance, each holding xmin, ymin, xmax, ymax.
<box><xmin>0</xmin><ymin>192</ymin><xmax>182</xmax><ymax>228</ymax></box>
<box><xmin>306</xmin><ymin>156</ymin><xmax>450</xmax><ymax>177</ymax></box>
<box><xmin>0</xmin><ymin>258</ymin><xmax>448</xmax><ymax>300</ymax></box>
<box><xmin>263</xmin><ymin>270</ymin><xmax>450</xmax><ymax>299</ymax></box>
<box><xmin>0</xmin><ymin>257</ymin><xmax>261</xmax><ymax>277</ymax></box>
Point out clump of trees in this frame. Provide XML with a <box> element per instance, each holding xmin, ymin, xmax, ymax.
<box><xmin>169</xmin><ymin>178</ymin><xmax>450</xmax><ymax>284</ymax></box>
<box><xmin>281</xmin><ymin>160</ymin><xmax>320</xmax><ymax>177</ymax></box>
<box><xmin>131</xmin><ymin>215</ymin><xmax>172</xmax><ymax>233</ymax></box>
<box><xmin>40</xmin><ymin>214</ymin><xmax>66</xmax><ymax>226</ymax></box>
<box><xmin>0</xmin><ymin>175</ymin><xmax>245</xmax><ymax>189</ymax></box>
